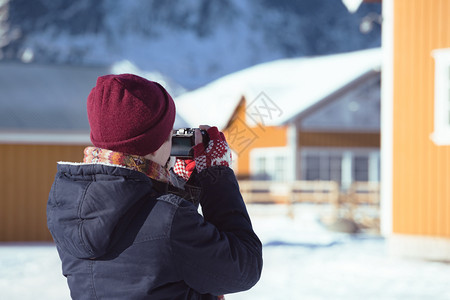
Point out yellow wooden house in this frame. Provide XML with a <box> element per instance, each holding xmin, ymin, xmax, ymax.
<box><xmin>381</xmin><ymin>0</ymin><xmax>450</xmax><ymax>261</ymax></box>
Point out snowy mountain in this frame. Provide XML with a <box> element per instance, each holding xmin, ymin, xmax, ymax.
<box><xmin>1</xmin><ymin>0</ymin><xmax>381</xmax><ymax>91</ymax></box>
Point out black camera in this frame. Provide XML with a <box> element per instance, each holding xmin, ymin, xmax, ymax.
<box><xmin>170</xmin><ymin>128</ymin><xmax>210</xmax><ymax>158</ymax></box>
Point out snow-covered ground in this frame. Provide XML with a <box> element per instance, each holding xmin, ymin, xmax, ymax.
<box><xmin>1</xmin><ymin>204</ymin><xmax>449</xmax><ymax>300</ymax></box>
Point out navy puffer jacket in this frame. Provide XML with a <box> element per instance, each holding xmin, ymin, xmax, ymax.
<box><xmin>47</xmin><ymin>163</ymin><xmax>262</xmax><ymax>299</ymax></box>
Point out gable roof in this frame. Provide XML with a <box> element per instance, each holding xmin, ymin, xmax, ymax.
<box><xmin>175</xmin><ymin>48</ymin><xmax>381</xmax><ymax>129</ymax></box>
<box><xmin>298</xmin><ymin>69</ymin><xmax>380</xmax><ymax>132</ymax></box>
<box><xmin>0</xmin><ymin>62</ymin><xmax>188</xmax><ymax>143</ymax></box>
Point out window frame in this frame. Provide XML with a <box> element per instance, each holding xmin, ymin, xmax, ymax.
<box><xmin>250</xmin><ymin>147</ymin><xmax>289</xmax><ymax>182</ymax></box>
<box><xmin>301</xmin><ymin>147</ymin><xmax>380</xmax><ymax>189</ymax></box>
<box><xmin>431</xmin><ymin>48</ymin><xmax>450</xmax><ymax>145</ymax></box>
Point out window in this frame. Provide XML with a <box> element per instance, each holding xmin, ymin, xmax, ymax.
<box><xmin>305</xmin><ymin>156</ymin><xmax>321</xmax><ymax>180</ymax></box>
<box><xmin>444</xmin><ymin>64</ymin><xmax>450</xmax><ymax>126</ymax></box>
<box><xmin>250</xmin><ymin>148</ymin><xmax>289</xmax><ymax>181</ymax></box>
<box><xmin>329</xmin><ymin>155</ymin><xmax>343</xmax><ymax>182</ymax></box>
<box><xmin>431</xmin><ymin>48</ymin><xmax>450</xmax><ymax>145</ymax></box>
<box><xmin>354</xmin><ymin>156</ymin><xmax>369</xmax><ymax>181</ymax></box>
<box><xmin>274</xmin><ymin>156</ymin><xmax>286</xmax><ymax>182</ymax></box>
<box><xmin>254</xmin><ymin>157</ymin><xmax>269</xmax><ymax>180</ymax></box>
<box><xmin>301</xmin><ymin>148</ymin><xmax>379</xmax><ymax>188</ymax></box>
<box><xmin>304</xmin><ymin>155</ymin><xmax>342</xmax><ymax>182</ymax></box>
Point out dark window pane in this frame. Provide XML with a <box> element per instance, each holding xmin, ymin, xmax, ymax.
<box><xmin>329</xmin><ymin>155</ymin><xmax>342</xmax><ymax>183</ymax></box>
<box><xmin>354</xmin><ymin>156</ymin><xmax>369</xmax><ymax>181</ymax></box>
<box><xmin>305</xmin><ymin>156</ymin><xmax>320</xmax><ymax>180</ymax></box>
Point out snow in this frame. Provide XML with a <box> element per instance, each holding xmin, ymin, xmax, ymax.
<box><xmin>110</xmin><ymin>60</ymin><xmax>187</xmax><ymax>97</ymax></box>
<box><xmin>174</xmin><ymin>48</ymin><xmax>381</xmax><ymax>130</ymax></box>
<box><xmin>1</xmin><ymin>204</ymin><xmax>449</xmax><ymax>300</ymax></box>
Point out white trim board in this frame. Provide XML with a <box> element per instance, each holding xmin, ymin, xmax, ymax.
<box><xmin>380</xmin><ymin>0</ymin><xmax>394</xmax><ymax>236</ymax></box>
<box><xmin>0</xmin><ymin>132</ymin><xmax>91</xmax><ymax>145</ymax></box>
<box><xmin>388</xmin><ymin>234</ymin><xmax>450</xmax><ymax>262</ymax></box>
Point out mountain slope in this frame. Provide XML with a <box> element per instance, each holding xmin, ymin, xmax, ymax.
<box><xmin>2</xmin><ymin>0</ymin><xmax>381</xmax><ymax>90</ymax></box>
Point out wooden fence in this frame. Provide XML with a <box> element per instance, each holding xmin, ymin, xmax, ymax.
<box><xmin>239</xmin><ymin>180</ymin><xmax>340</xmax><ymax>205</ymax></box>
<box><xmin>239</xmin><ymin>180</ymin><xmax>380</xmax><ymax>231</ymax></box>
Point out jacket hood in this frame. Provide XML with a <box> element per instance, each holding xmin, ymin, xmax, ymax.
<box><xmin>47</xmin><ymin>163</ymin><xmax>155</xmax><ymax>259</ymax></box>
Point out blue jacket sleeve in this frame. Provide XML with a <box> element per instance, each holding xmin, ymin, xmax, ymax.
<box><xmin>170</xmin><ymin>166</ymin><xmax>263</xmax><ymax>296</ymax></box>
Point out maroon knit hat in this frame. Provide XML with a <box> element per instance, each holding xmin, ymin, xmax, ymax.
<box><xmin>87</xmin><ymin>74</ymin><xmax>176</xmax><ymax>156</ymax></box>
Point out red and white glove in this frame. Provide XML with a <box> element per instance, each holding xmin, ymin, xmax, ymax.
<box><xmin>193</xmin><ymin>127</ymin><xmax>232</xmax><ymax>174</ymax></box>
<box><xmin>172</xmin><ymin>159</ymin><xmax>196</xmax><ymax>181</ymax></box>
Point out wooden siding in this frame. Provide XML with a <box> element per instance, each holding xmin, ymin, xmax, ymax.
<box><xmin>223</xmin><ymin>98</ymin><xmax>288</xmax><ymax>178</ymax></box>
<box><xmin>0</xmin><ymin>144</ymin><xmax>87</xmax><ymax>241</ymax></box>
<box><xmin>392</xmin><ymin>0</ymin><xmax>450</xmax><ymax>237</ymax></box>
<box><xmin>299</xmin><ymin>131</ymin><xmax>380</xmax><ymax>148</ymax></box>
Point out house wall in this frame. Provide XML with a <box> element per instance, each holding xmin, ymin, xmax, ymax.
<box><xmin>392</xmin><ymin>0</ymin><xmax>450</xmax><ymax>238</ymax></box>
<box><xmin>0</xmin><ymin>144</ymin><xmax>87</xmax><ymax>241</ymax></box>
<box><xmin>299</xmin><ymin>131</ymin><xmax>380</xmax><ymax>148</ymax></box>
<box><xmin>386</xmin><ymin>0</ymin><xmax>450</xmax><ymax>261</ymax></box>
<box><xmin>223</xmin><ymin>98</ymin><xmax>287</xmax><ymax>178</ymax></box>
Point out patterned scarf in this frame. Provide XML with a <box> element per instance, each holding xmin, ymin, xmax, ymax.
<box><xmin>83</xmin><ymin>147</ymin><xmax>170</xmax><ymax>183</ymax></box>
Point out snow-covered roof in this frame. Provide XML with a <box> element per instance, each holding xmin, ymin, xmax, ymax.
<box><xmin>0</xmin><ymin>62</ymin><xmax>188</xmax><ymax>142</ymax></box>
<box><xmin>175</xmin><ymin>48</ymin><xmax>381</xmax><ymax>129</ymax></box>
<box><xmin>0</xmin><ymin>63</ymin><xmax>109</xmax><ymax>132</ymax></box>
